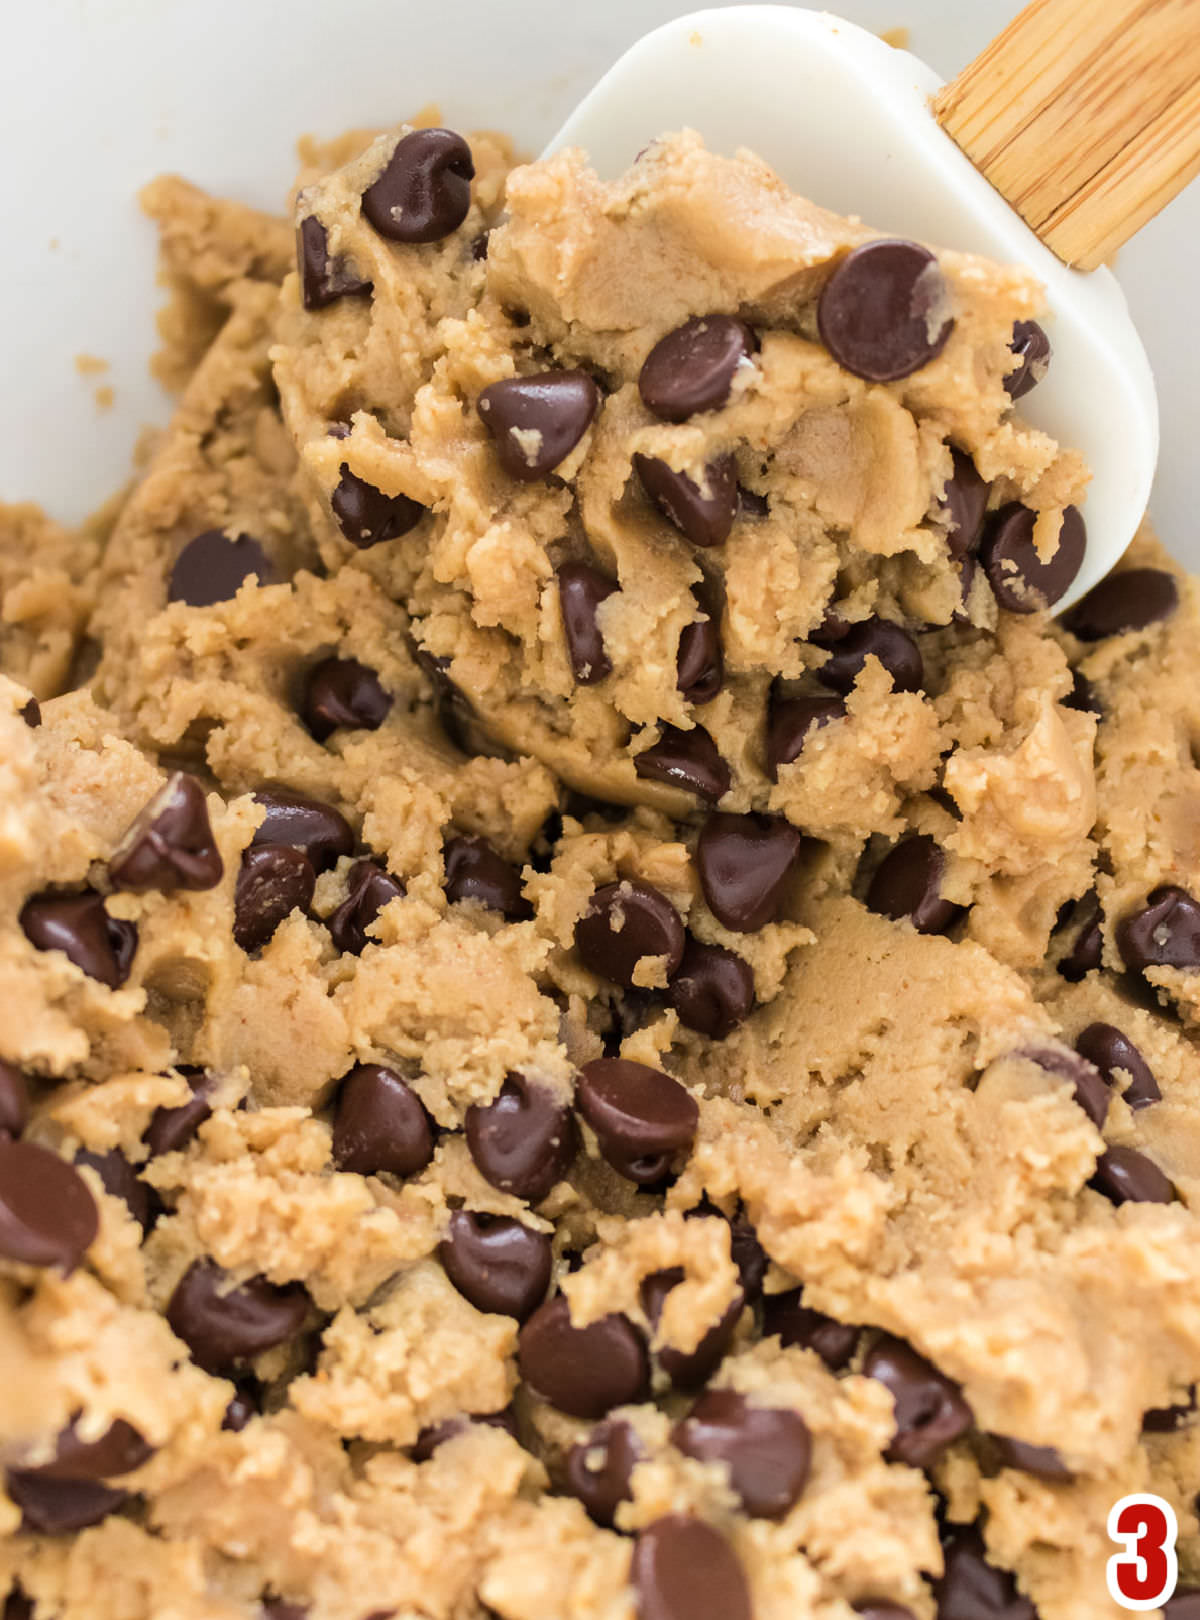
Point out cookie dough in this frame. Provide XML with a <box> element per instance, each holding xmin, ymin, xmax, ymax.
<box><xmin>2</xmin><ymin>113</ymin><xmax>1199</xmax><ymax>1620</ymax></box>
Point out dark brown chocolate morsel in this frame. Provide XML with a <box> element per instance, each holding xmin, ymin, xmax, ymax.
<box><xmin>672</xmin><ymin>1388</ymin><xmax>811</xmax><ymax>1518</ymax></box>
<box><xmin>168</xmin><ymin>531</ymin><xmax>276</xmax><ymax>607</ymax></box>
<box><xmin>577</xmin><ymin>1059</ymin><xmax>698</xmax><ymax>1183</ymax></box>
<box><xmin>1074</xmin><ymin>1022</ymin><xmax>1160</xmax><ymax>1110</ymax></box>
<box><xmin>5</xmin><ymin>1470</ymin><xmax>128</xmax><ymax>1535</ymax></box>
<box><xmin>1090</xmin><ymin>1145</ymin><xmax>1175</xmax><ymax>1206</ymax></box>
<box><xmin>575</xmin><ymin>881</ymin><xmax>686</xmax><ymax>986</ymax></box>
<box><xmin>166</xmin><ymin>1259</ymin><xmax>310</xmax><ymax>1374</ymax></box>
<box><xmin>634</xmin><ymin>452</ymin><xmax>739</xmax><ymax>548</ymax></box>
<box><xmin>14</xmin><ymin>1415</ymin><xmax>154</xmax><ymax>1482</ymax></box>
<box><xmin>517</xmin><ymin>1295</ymin><xmax>649</xmax><ymax>1419</ymax></box>
<box><xmin>109</xmin><ymin>772</ymin><xmax>223</xmax><ymax>893</ymax></box>
<box><xmin>932</xmin><ymin>1522</ymin><xmax>1036</xmax><ymax>1619</ymax></box>
<box><xmin>695</xmin><ymin>812</ymin><xmax>803</xmax><ymax>933</ymax></box>
<box><xmin>332</xmin><ymin>1065</ymin><xmax>434</xmax><ymax>1178</ymax></box>
<box><xmin>331</xmin><ymin>467</ymin><xmax>424</xmax><ymax>548</ymax></box>
<box><xmin>763</xmin><ymin>1287</ymin><xmax>859</xmax><ymax>1371</ymax></box>
<box><xmin>0</xmin><ymin>1061</ymin><xmax>31</xmax><ymax>1140</ymax></box>
<box><xmin>676</xmin><ymin>583</ymin><xmax>724</xmax><ymax>704</ymax></box>
<box><xmin>558</xmin><ymin>561</ymin><xmax>618</xmax><ymax>684</ymax></box>
<box><xmin>234</xmin><ymin>845</ymin><xmax>316</xmax><ymax>953</ymax></box>
<box><xmin>19</xmin><ymin>696</ymin><xmax>41</xmax><ymax>727</ymax></box>
<box><xmin>1164</xmin><ymin>1592</ymin><xmax>1200</xmax><ymax>1620</ymax></box>
<box><xmin>410</xmin><ymin>1408</ymin><xmax>518</xmax><ymax>1462</ymax></box>
<box><xmin>940</xmin><ymin>448</ymin><xmax>989</xmax><ymax>559</ymax></box>
<box><xmin>438</xmin><ymin>1211</ymin><xmax>552</xmax><ymax>1321</ymax></box>
<box><xmin>1057</xmin><ymin>910</ymin><xmax>1103</xmax><ymax>983</ymax></box>
<box><xmin>816</xmin><ymin>617</ymin><xmax>923</xmax><ymax>695</ymax></box>
<box><xmin>20</xmin><ymin>890</ymin><xmax>138</xmax><ymax>988</ymax></box>
<box><xmin>145</xmin><ymin>1067</ymin><xmax>215</xmax><ymax>1157</ymax></box>
<box><xmin>1021</xmin><ymin>1045</ymin><xmax>1109</xmax><ymax>1129</ymax></box>
<box><xmin>988</xmin><ymin>1434</ymin><xmax>1074</xmax><ymax>1481</ymax></box>
<box><xmin>667</xmin><ymin>937</ymin><xmax>755</xmax><ymax>1040</ymax></box>
<box><xmin>564</xmin><ymin>1417</ymin><xmax>641</xmax><ymax>1528</ymax></box>
<box><xmin>631</xmin><ymin>1515</ymin><xmax>752</xmax><ymax>1620</ymax></box>
<box><xmin>251</xmin><ymin>788</ymin><xmax>354</xmax><ymax>873</ymax></box>
<box><xmin>866</xmin><ymin>835</ymin><xmax>961</xmax><ymax>935</ymax></box>
<box><xmin>639</xmin><ymin>315</ymin><xmax>756</xmax><ymax>422</ymax></box>
<box><xmin>980</xmin><ymin>503</ymin><xmax>1086</xmax><ymax>614</ymax></box>
<box><xmin>75</xmin><ymin>1147</ymin><xmax>154</xmax><ymax>1233</ymax></box>
<box><xmin>443</xmin><ymin>834</ymin><xmax>532</xmax><ymax>919</ymax></box>
<box><xmin>361</xmin><ymin>127</ymin><xmax>474</xmax><ymax>243</ymax></box>
<box><xmin>1062</xmin><ymin>669</ymin><xmax>1102</xmax><ymax>718</ymax></box>
<box><xmin>634</xmin><ymin>724</ymin><xmax>730</xmax><ymax>803</ymax></box>
<box><xmin>478</xmin><ymin>371</ymin><xmax>600</xmax><ymax>480</ymax></box>
<box><xmin>0</xmin><ymin>1141</ymin><xmax>98</xmax><ymax>1272</ymax></box>
<box><xmin>766</xmin><ymin>692</ymin><xmax>846</xmax><ymax>779</ymax></box>
<box><xmin>1117</xmin><ymin>886</ymin><xmax>1200</xmax><ymax>972</ymax></box>
<box><xmin>862</xmin><ymin>1333</ymin><xmax>972</xmax><ymax>1467</ymax></box>
<box><xmin>296</xmin><ymin>214</ymin><xmax>372</xmax><ymax>310</ymax></box>
<box><xmin>640</xmin><ymin>1267</ymin><xmax>743</xmax><ymax>1390</ymax></box>
<box><xmin>465</xmin><ymin>1074</ymin><xmax>576</xmax><ymax>1203</ymax></box>
<box><xmin>301</xmin><ymin>657</ymin><xmax>392</xmax><ymax>742</ymax></box>
<box><xmin>817</xmin><ymin>239</ymin><xmax>954</xmax><ymax>381</ymax></box>
<box><xmin>1005</xmin><ymin>319</ymin><xmax>1051</xmax><ymax>400</ymax></box>
<box><xmin>327</xmin><ymin>860</ymin><xmax>405</xmax><ymax>955</ymax></box>
<box><xmin>1062</xmin><ymin>567</ymin><xmax>1178</xmax><ymax>641</ymax></box>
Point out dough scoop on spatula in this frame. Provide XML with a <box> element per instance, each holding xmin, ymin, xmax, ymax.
<box><xmin>545</xmin><ymin>0</ymin><xmax>1200</xmax><ymax>609</ymax></box>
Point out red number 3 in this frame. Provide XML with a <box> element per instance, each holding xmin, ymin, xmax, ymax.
<box><xmin>1107</xmin><ymin>1493</ymin><xmax>1178</xmax><ymax>1610</ymax></box>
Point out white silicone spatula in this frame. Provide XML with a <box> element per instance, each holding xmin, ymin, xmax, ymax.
<box><xmin>545</xmin><ymin>0</ymin><xmax>1200</xmax><ymax>609</ymax></box>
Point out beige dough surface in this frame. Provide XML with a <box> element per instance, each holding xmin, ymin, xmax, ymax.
<box><xmin>1</xmin><ymin>114</ymin><xmax>1198</xmax><ymax>1620</ymax></box>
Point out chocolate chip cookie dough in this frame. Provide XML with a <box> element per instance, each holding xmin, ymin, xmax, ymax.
<box><xmin>2</xmin><ymin>110</ymin><xmax>1199</xmax><ymax>1620</ymax></box>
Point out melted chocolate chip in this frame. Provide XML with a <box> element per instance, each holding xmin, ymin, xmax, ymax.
<box><xmin>251</xmin><ymin>788</ymin><xmax>354</xmax><ymax>873</ymax></box>
<box><xmin>1075</xmin><ymin>1022</ymin><xmax>1160</xmax><ymax>1110</ymax></box>
<box><xmin>1022</xmin><ymin>1045</ymin><xmax>1109</xmax><ymax>1129</ymax></box>
<box><xmin>0</xmin><ymin>1061</ymin><xmax>30</xmax><ymax>1140</ymax></box>
<box><xmin>558</xmin><ymin>561</ymin><xmax>618</xmax><ymax>684</ymax></box>
<box><xmin>816</xmin><ymin>617</ymin><xmax>923</xmax><ymax>695</ymax></box>
<box><xmin>145</xmin><ymin>1068</ymin><xmax>215</xmax><ymax>1157</ymax></box>
<box><xmin>941</xmin><ymin>449</ymin><xmax>989</xmax><ymax>559</ymax></box>
<box><xmin>438</xmin><ymin>1211</ymin><xmax>552</xmax><ymax>1321</ymax></box>
<box><xmin>361</xmin><ymin>128</ymin><xmax>474</xmax><ymax>244</ymax></box>
<box><xmin>19</xmin><ymin>696</ymin><xmax>41</xmax><ymax>728</ymax></box>
<box><xmin>6</xmin><ymin>1471</ymin><xmax>128</xmax><ymax>1534</ymax></box>
<box><xmin>327</xmin><ymin>860</ymin><xmax>405</xmax><ymax>955</ymax></box>
<box><xmin>933</xmin><ymin>1523</ymin><xmax>1036</xmax><ymax>1619</ymax></box>
<box><xmin>301</xmin><ymin>657</ymin><xmax>392</xmax><ymax>742</ymax></box>
<box><xmin>634</xmin><ymin>452</ymin><xmax>738</xmax><ymax>548</ymax></box>
<box><xmin>634</xmin><ymin>724</ymin><xmax>730</xmax><ymax>803</ymax></box>
<box><xmin>980</xmin><ymin>504</ymin><xmax>1086</xmax><ymax>614</ymax></box>
<box><xmin>672</xmin><ymin>1389</ymin><xmax>811</xmax><ymax>1519</ymax></box>
<box><xmin>1090</xmin><ymin>1145</ymin><xmax>1175</xmax><ymax>1206</ymax></box>
<box><xmin>478</xmin><ymin>370</ymin><xmax>600</xmax><ymax>480</ymax></box>
<box><xmin>1118</xmin><ymin>885</ymin><xmax>1200</xmax><ymax>972</ymax></box>
<box><xmin>443</xmin><ymin>834</ymin><xmax>531</xmax><ymax>919</ymax></box>
<box><xmin>762</xmin><ymin>1287</ymin><xmax>860</xmax><ymax>1371</ymax></box>
<box><xmin>631</xmin><ymin>1516</ymin><xmax>752</xmax><ymax>1620</ymax></box>
<box><xmin>1063</xmin><ymin>567</ymin><xmax>1179</xmax><ymax>641</ymax></box>
<box><xmin>695</xmin><ymin>812</ymin><xmax>802</xmax><ymax>933</ymax></box>
<box><xmin>166</xmin><ymin>1259</ymin><xmax>309</xmax><ymax>1373</ymax></box>
<box><xmin>332</xmin><ymin>1065</ymin><xmax>434</xmax><ymax>1178</ymax></box>
<box><xmin>639</xmin><ymin>315</ymin><xmax>756</xmax><ymax>422</ymax></box>
<box><xmin>817</xmin><ymin>240</ymin><xmax>954</xmax><ymax>381</ymax></box>
<box><xmin>1005</xmin><ymin>320</ymin><xmax>1052</xmax><ymax>401</ymax></box>
<box><xmin>20</xmin><ymin>890</ymin><xmax>138</xmax><ymax>988</ymax></box>
<box><xmin>109</xmin><ymin>772</ymin><xmax>223</xmax><ymax>893</ymax></box>
<box><xmin>296</xmin><ymin>215</ymin><xmax>372</xmax><ymax>310</ymax></box>
<box><xmin>667</xmin><ymin>937</ymin><xmax>755</xmax><ymax>1040</ymax></box>
<box><xmin>0</xmin><ymin>1140</ymin><xmax>98</xmax><ymax>1272</ymax></box>
<box><xmin>988</xmin><ymin>1435</ymin><xmax>1074</xmax><ymax>1481</ymax></box>
<box><xmin>465</xmin><ymin>1074</ymin><xmax>576</xmax><ymax>1203</ymax></box>
<box><xmin>862</xmin><ymin>1334</ymin><xmax>972</xmax><ymax>1467</ymax></box>
<box><xmin>517</xmin><ymin>1294</ymin><xmax>649</xmax><ymax>1419</ymax></box>
<box><xmin>577</xmin><ymin>1059</ymin><xmax>698</xmax><ymax>1183</ymax></box>
<box><xmin>767</xmin><ymin>692</ymin><xmax>846</xmax><ymax>779</ymax></box>
<box><xmin>575</xmin><ymin>881</ymin><xmax>686</xmax><ymax>986</ymax></box>
<box><xmin>866</xmin><ymin>835</ymin><xmax>961</xmax><ymax>935</ymax></box>
<box><xmin>75</xmin><ymin>1147</ymin><xmax>154</xmax><ymax>1232</ymax></box>
<box><xmin>564</xmin><ymin>1418</ymin><xmax>641</xmax><ymax>1528</ymax></box>
<box><xmin>331</xmin><ymin>467</ymin><xmax>424</xmax><ymax>548</ymax></box>
<box><xmin>168</xmin><ymin>531</ymin><xmax>276</xmax><ymax>607</ymax></box>
<box><xmin>676</xmin><ymin>584</ymin><xmax>724</xmax><ymax>704</ymax></box>
<box><xmin>234</xmin><ymin>846</ymin><xmax>316</xmax><ymax>953</ymax></box>
<box><xmin>640</xmin><ymin>1268</ymin><xmax>743</xmax><ymax>1390</ymax></box>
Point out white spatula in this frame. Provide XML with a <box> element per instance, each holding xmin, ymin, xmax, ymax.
<box><xmin>545</xmin><ymin>0</ymin><xmax>1200</xmax><ymax>608</ymax></box>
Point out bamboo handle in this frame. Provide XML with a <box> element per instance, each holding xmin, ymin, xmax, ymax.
<box><xmin>933</xmin><ymin>0</ymin><xmax>1200</xmax><ymax>270</ymax></box>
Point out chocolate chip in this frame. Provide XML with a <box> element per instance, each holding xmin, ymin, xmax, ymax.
<box><xmin>361</xmin><ymin>128</ymin><xmax>475</xmax><ymax>243</ymax></box>
<box><xmin>260</xmin><ymin>1601</ymin><xmax>308</xmax><ymax>1620</ymax></box>
<box><xmin>465</xmin><ymin>1074</ymin><xmax>576</xmax><ymax>1203</ymax></box>
<box><xmin>862</xmin><ymin>1334</ymin><xmax>972</xmax><ymax>1467</ymax></box>
<box><xmin>677</xmin><ymin>584</ymin><xmax>724</xmax><ymax>704</ymax></box>
<box><xmin>1022</xmin><ymin>1045</ymin><xmax>1109</xmax><ymax>1129</ymax></box>
<box><xmin>634</xmin><ymin>452</ymin><xmax>738</xmax><ymax>548</ymax></box>
<box><xmin>1118</xmin><ymin>885</ymin><xmax>1200</xmax><ymax>972</ymax></box>
<box><xmin>411</xmin><ymin>1408</ymin><xmax>518</xmax><ymax>1462</ymax></box>
<box><xmin>631</xmin><ymin>1516</ymin><xmax>752</xmax><ymax>1620</ymax></box>
<box><xmin>980</xmin><ymin>504</ymin><xmax>1086</xmax><ymax>614</ymax></box>
<box><xmin>816</xmin><ymin>617</ymin><xmax>923</xmax><ymax>695</ymax></box>
<box><xmin>222</xmin><ymin>1383</ymin><xmax>260</xmax><ymax>1431</ymax></box>
<box><xmin>1063</xmin><ymin>567</ymin><xmax>1179</xmax><ymax>641</ymax></box>
<box><xmin>301</xmin><ymin>657</ymin><xmax>392</xmax><ymax>742</ymax></box>
<box><xmin>1062</xmin><ymin>669</ymin><xmax>1102</xmax><ymax>717</ymax></box>
<box><xmin>1005</xmin><ymin>320</ymin><xmax>1052</xmax><ymax>401</ymax></box>
<box><xmin>517</xmin><ymin>1294</ymin><xmax>649</xmax><ymax>1418</ymax></box>
<box><xmin>988</xmin><ymin>1435</ymin><xmax>1074</xmax><ymax>1481</ymax></box>
<box><xmin>817</xmin><ymin>240</ymin><xmax>954</xmax><ymax>381</ymax></box>
<box><xmin>672</xmin><ymin>1389</ymin><xmax>811</xmax><ymax>1519</ymax></box>
<box><xmin>3</xmin><ymin>1587</ymin><xmax>33</xmax><ymax>1620</ymax></box>
<box><xmin>332</xmin><ymin>1064</ymin><xmax>434</xmax><ymax>1178</ymax></box>
<box><xmin>6</xmin><ymin>1471</ymin><xmax>128</xmax><ymax>1534</ymax></box>
<box><xmin>558</xmin><ymin>561</ymin><xmax>618</xmax><ymax>684</ymax></box>
<box><xmin>695</xmin><ymin>812</ymin><xmax>802</xmax><ymax>933</ymax></box>
<box><xmin>145</xmin><ymin>1067</ymin><xmax>215</xmax><ymax>1157</ymax></box>
<box><xmin>867</xmin><ymin>835</ymin><xmax>960</xmax><ymax>935</ymax></box>
<box><xmin>251</xmin><ymin>788</ymin><xmax>354</xmax><ymax>873</ymax></box>
<box><xmin>471</xmin><ymin>231</ymin><xmax>490</xmax><ymax>262</ymax></box>
<box><xmin>728</xmin><ymin>1213</ymin><xmax>768</xmax><ymax>1301</ymax></box>
<box><xmin>443</xmin><ymin>834</ymin><xmax>531</xmax><ymax>919</ymax></box>
<box><xmin>576</xmin><ymin>1059</ymin><xmax>698</xmax><ymax>1184</ymax></box>
<box><xmin>762</xmin><ymin>1288</ymin><xmax>860</xmax><ymax>1371</ymax></box>
<box><xmin>1142</xmin><ymin>1389</ymin><xmax>1195</xmax><ymax>1433</ymax></box>
<box><xmin>767</xmin><ymin>692</ymin><xmax>846</xmax><ymax>779</ymax></box>
<box><xmin>20</xmin><ymin>889</ymin><xmax>138</xmax><ymax>988</ymax></box>
<box><xmin>109</xmin><ymin>772</ymin><xmax>223</xmax><ymax>893</ymax></box>
<box><xmin>75</xmin><ymin>1148</ymin><xmax>154</xmax><ymax>1233</ymax></box>
<box><xmin>941</xmin><ymin>449</ymin><xmax>989</xmax><ymax>559</ymax></box>
<box><xmin>477</xmin><ymin>370</ymin><xmax>600</xmax><ymax>480</ymax></box>
<box><xmin>438</xmin><ymin>1211</ymin><xmax>552</xmax><ymax>1321</ymax></box>
<box><xmin>234</xmin><ymin>845</ymin><xmax>316</xmax><ymax>953</ymax></box>
<box><xmin>667</xmin><ymin>937</ymin><xmax>755</xmax><ymax>1039</ymax></box>
<box><xmin>168</xmin><ymin>531</ymin><xmax>276</xmax><ymax>607</ymax></box>
<box><xmin>933</xmin><ymin>1523</ymin><xmax>1036</xmax><ymax>1620</ymax></box>
<box><xmin>575</xmin><ymin>881</ymin><xmax>686</xmax><ymax>986</ymax></box>
<box><xmin>0</xmin><ymin>1061</ymin><xmax>30</xmax><ymax>1140</ymax></box>
<box><xmin>331</xmin><ymin>467</ymin><xmax>424</xmax><ymax>549</ymax></box>
<box><xmin>853</xmin><ymin>1607</ymin><xmax>917</xmax><ymax>1620</ymax></box>
<box><xmin>15</xmin><ymin>1415</ymin><xmax>153</xmax><ymax>1482</ymax></box>
<box><xmin>640</xmin><ymin>1268</ymin><xmax>743</xmax><ymax>1389</ymax></box>
<box><xmin>1074</xmin><ymin>1022</ymin><xmax>1160</xmax><ymax>1110</ymax></box>
<box><xmin>564</xmin><ymin>1418</ymin><xmax>640</xmax><ymax>1527</ymax></box>
<box><xmin>166</xmin><ymin>1259</ymin><xmax>309</xmax><ymax>1374</ymax></box>
<box><xmin>1165</xmin><ymin>1593</ymin><xmax>1200</xmax><ymax>1620</ymax></box>
<box><xmin>638</xmin><ymin>316</ymin><xmax>756</xmax><ymax>422</ymax></box>
<box><xmin>738</xmin><ymin>486</ymin><xmax>769</xmax><ymax>519</ymax></box>
<box><xmin>1058</xmin><ymin>910</ymin><xmax>1103</xmax><ymax>982</ymax></box>
<box><xmin>327</xmin><ymin>859</ymin><xmax>405</xmax><ymax>955</ymax></box>
<box><xmin>0</xmin><ymin>1140</ymin><xmax>97</xmax><ymax>1271</ymax></box>
<box><xmin>634</xmin><ymin>724</ymin><xmax>730</xmax><ymax>803</ymax></box>
<box><xmin>296</xmin><ymin>215</ymin><xmax>372</xmax><ymax>310</ymax></box>
<box><xmin>1090</xmin><ymin>1145</ymin><xmax>1174</xmax><ymax>1205</ymax></box>
<box><xmin>19</xmin><ymin>697</ymin><xmax>41</xmax><ymax>728</ymax></box>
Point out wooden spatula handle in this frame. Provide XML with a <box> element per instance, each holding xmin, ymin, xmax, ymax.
<box><xmin>934</xmin><ymin>0</ymin><xmax>1200</xmax><ymax>269</ymax></box>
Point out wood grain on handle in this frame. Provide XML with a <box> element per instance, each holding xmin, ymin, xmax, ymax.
<box><xmin>934</xmin><ymin>0</ymin><xmax>1200</xmax><ymax>269</ymax></box>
